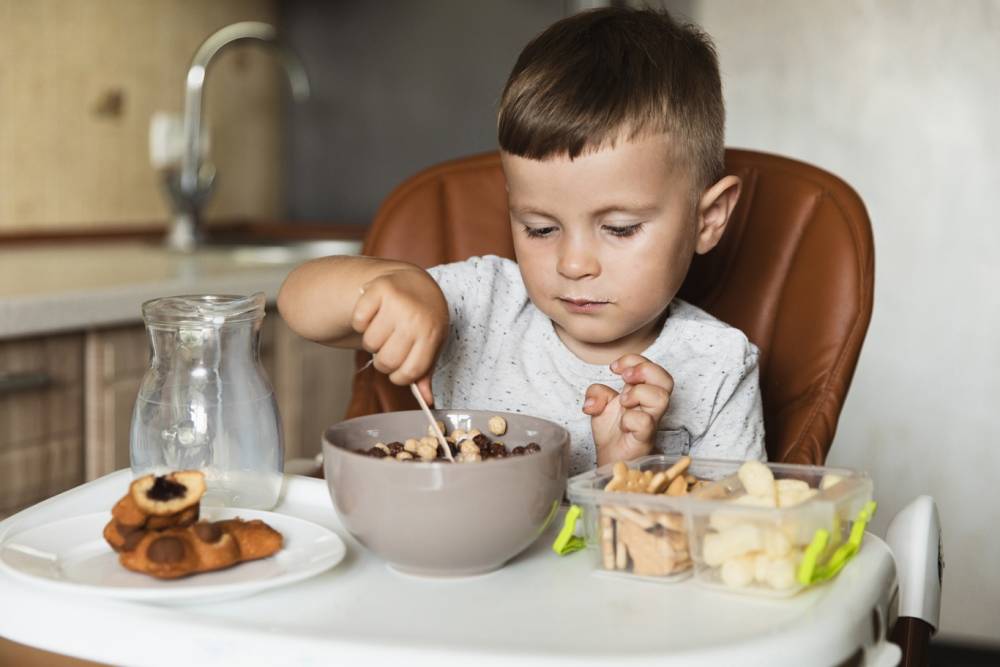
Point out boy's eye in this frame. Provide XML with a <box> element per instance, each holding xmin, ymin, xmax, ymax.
<box><xmin>524</xmin><ymin>225</ymin><xmax>558</xmax><ymax>238</ymax></box>
<box><xmin>603</xmin><ymin>223</ymin><xmax>643</xmax><ymax>238</ymax></box>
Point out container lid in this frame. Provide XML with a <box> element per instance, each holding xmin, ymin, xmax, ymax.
<box><xmin>141</xmin><ymin>292</ymin><xmax>266</xmax><ymax>326</ymax></box>
<box><xmin>566</xmin><ymin>454</ymin><xmax>738</xmax><ymax>511</ymax></box>
<box><xmin>567</xmin><ymin>454</ymin><xmax>872</xmax><ymax>515</ymax></box>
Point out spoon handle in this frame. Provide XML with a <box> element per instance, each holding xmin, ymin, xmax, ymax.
<box><xmin>410</xmin><ymin>384</ymin><xmax>454</xmax><ymax>462</ymax></box>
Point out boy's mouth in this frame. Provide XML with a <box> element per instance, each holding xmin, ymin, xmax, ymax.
<box><xmin>558</xmin><ymin>297</ymin><xmax>612</xmax><ymax>314</ymax></box>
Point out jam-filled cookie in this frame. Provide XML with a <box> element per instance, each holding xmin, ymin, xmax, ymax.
<box><xmin>130</xmin><ymin>471</ymin><xmax>206</xmax><ymax>516</ymax></box>
<box><xmin>104</xmin><ymin>470</ymin><xmax>283</xmax><ymax>579</ymax></box>
<box><xmin>103</xmin><ymin>471</ymin><xmax>206</xmax><ymax>554</ymax></box>
<box><xmin>110</xmin><ymin>494</ymin><xmax>148</xmax><ymax>528</ymax></box>
<box><xmin>102</xmin><ymin>519</ymin><xmax>147</xmax><ymax>553</ymax></box>
<box><xmin>146</xmin><ymin>504</ymin><xmax>200</xmax><ymax>531</ymax></box>
<box><xmin>188</xmin><ymin>521</ymin><xmax>242</xmax><ymax>572</ymax></box>
<box><xmin>217</xmin><ymin>518</ymin><xmax>284</xmax><ymax>561</ymax></box>
<box><xmin>120</xmin><ymin>530</ymin><xmax>202</xmax><ymax>579</ymax></box>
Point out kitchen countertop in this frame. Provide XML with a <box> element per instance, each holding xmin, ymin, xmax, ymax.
<box><xmin>0</xmin><ymin>240</ymin><xmax>362</xmax><ymax>339</ymax></box>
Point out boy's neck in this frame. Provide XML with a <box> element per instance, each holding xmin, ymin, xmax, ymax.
<box><xmin>552</xmin><ymin>310</ymin><xmax>668</xmax><ymax>366</ymax></box>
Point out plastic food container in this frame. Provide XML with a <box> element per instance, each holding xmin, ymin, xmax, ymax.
<box><xmin>685</xmin><ymin>460</ymin><xmax>874</xmax><ymax>597</ymax></box>
<box><xmin>565</xmin><ymin>454</ymin><xmax>736</xmax><ymax>583</ymax></box>
<box><xmin>562</xmin><ymin>456</ymin><xmax>875</xmax><ymax>595</ymax></box>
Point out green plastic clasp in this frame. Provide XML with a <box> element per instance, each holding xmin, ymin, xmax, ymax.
<box><xmin>552</xmin><ymin>504</ymin><xmax>585</xmax><ymax>556</ymax></box>
<box><xmin>797</xmin><ymin>500</ymin><xmax>877</xmax><ymax>586</ymax></box>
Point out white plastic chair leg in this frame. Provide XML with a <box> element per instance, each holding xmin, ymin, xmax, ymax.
<box><xmin>885</xmin><ymin>495</ymin><xmax>942</xmax><ymax>666</ymax></box>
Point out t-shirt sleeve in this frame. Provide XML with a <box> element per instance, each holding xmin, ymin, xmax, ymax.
<box><xmin>425</xmin><ymin>255</ymin><xmax>507</xmax><ymax>370</ymax></box>
<box><xmin>689</xmin><ymin>337</ymin><xmax>767</xmax><ymax>461</ymax></box>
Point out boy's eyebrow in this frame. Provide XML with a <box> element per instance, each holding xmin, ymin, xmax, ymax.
<box><xmin>509</xmin><ymin>206</ymin><xmax>558</xmax><ymax>220</ymax></box>
<box><xmin>591</xmin><ymin>204</ymin><xmax>660</xmax><ymax>217</ymax></box>
<box><xmin>510</xmin><ymin>204</ymin><xmax>661</xmax><ymax>218</ymax></box>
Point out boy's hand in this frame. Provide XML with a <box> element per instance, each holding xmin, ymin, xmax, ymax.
<box><xmin>583</xmin><ymin>354</ymin><xmax>674</xmax><ymax>467</ymax></box>
<box><xmin>351</xmin><ymin>267</ymin><xmax>449</xmax><ymax>404</ymax></box>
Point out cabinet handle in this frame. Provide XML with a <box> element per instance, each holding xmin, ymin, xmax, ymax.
<box><xmin>0</xmin><ymin>371</ymin><xmax>53</xmax><ymax>395</ymax></box>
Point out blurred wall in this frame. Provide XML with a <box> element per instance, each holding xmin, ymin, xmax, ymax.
<box><xmin>659</xmin><ymin>0</ymin><xmax>1000</xmax><ymax>643</ymax></box>
<box><xmin>0</xmin><ymin>0</ymin><xmax>282</xmax><ymax>233</ymax></box>
<box><xmin>280</xmin><ymin>0</ymin><xmax>566</xmax><ymax>225</ymax></box>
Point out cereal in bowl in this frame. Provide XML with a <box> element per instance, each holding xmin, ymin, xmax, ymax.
<box><xmin>360</xmin><ymin>418</ymin><xmax>541</xmax><ymax>463</ymax></box>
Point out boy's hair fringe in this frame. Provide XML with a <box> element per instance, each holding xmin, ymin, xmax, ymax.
<box><xmin>498</xmin><ymin>6</ymin><xmax>725</xmax><ymax>192</ymax></box>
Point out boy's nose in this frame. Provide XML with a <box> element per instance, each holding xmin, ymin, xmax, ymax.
<box><xmin>557</xmin><ymin>241</ymin><xmax>600</xmax><ymax>280</ymax></box>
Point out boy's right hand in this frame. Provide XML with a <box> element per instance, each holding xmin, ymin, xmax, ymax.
<box><xmin>350</xmin><ymin>267</ymin><xmax>449</xmax><ymax>405</ymax></box>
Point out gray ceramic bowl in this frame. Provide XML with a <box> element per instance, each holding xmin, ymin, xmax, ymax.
<box><xmin>322</xmin><ymin>409</ymin><xmax>570</xmax><ymax>576</ymax></box>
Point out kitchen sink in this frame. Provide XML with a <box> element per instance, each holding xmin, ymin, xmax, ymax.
<box><xmin>157</xmin><ymin>223</ymin><xmax>366</xmax><ymax>265</ymax></box>
<box><xmin>220</xmin><ymin>238</ymin><xmax>362</xmax><ymax>265</ymax></box>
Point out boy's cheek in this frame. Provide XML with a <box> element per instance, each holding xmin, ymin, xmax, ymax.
<box><xmin>514</xmin><ymin>253</ymin><xmax>554</xmax><ymax>294</ymax></box>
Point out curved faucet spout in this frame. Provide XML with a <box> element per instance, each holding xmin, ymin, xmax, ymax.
<box><xmin>169</xmin><ymin>21</ymin><xmax>310</xmax><ymax>251</ymax></box>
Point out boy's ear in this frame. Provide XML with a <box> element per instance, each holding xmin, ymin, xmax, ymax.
<box><xmin>695</xmin><ymin>175</ymin><xmax>742</xmax><ymax>255</ymax></box>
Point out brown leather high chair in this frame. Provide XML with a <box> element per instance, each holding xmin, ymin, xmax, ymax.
<box><xmin>346</xmin><ymin>149</ymin><xmax>874</xmax><ymax>465</ymax></box>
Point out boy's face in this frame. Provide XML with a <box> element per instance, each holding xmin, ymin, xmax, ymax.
<box><xmin>502</xmin><ymin>134</ymin><xmax>729</xmax><ymax>361</ymax></box>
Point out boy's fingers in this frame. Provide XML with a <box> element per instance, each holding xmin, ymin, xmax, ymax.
<box><xmin>620</xmin><ymin>383</ymin><xmax>671</xmax><ymax>416</ymax></box>
<box><xmin>374</xmin><ymin>330</ymin><xmax>413</xmax><ymax>376</ymax></box>
<box><xmin>360</xmin><ymin>311</ymin><xmax>394</xmax><ymax>354</ymax></box>
<box><xmin>620</xmin><ymin>361</ymin><xmax>674</xmax><ymax>393</ymax></box>
<box><xmin>621</xmin><ymin>409</ymin><xmax>657</xmax><ymax>443</ymax></box>
<box><xmin>351</xmin><ymin>289</ymin><xmax>381</xmax><ymax>334</ymax></box>
<box><xmin>391</xmin><ymin>335</ymin><xmax>435</xmax><ymax>386</ymax></box>
<box><xmin>583</xmin><ymin>383</ymin><xmax>617</xmax><ymax>416</ymax></box>
<box><xmin>609</xmin><ymin>354</ymin><xmax>651</xmax><ymax>374</ymax></box>
<box><xmin>621</xmin><ymin>433</ymin><xmax>655</xmax><ymax>461</ymax></box>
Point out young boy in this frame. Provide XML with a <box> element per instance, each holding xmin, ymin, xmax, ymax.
<box><xmin>279</xmin><ymin>7</ymin><xmax>765</xmax><ymax>475</ymax></box>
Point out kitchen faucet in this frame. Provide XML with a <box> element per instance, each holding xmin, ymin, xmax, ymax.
<box><xmin>164</xmin><ymin>22</ymin><xmax>310</xmax><ymax>252</ymax></box>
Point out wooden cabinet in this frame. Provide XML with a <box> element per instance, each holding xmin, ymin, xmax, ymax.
<box><xmin>0</xmin><ymin>334</ymin><xmax>85</xmax><ymax>518</ymax></box>
<box><xmin>83</xmin><ymin>324</ymin><xmax>151</xmax><ymax>480</ymax></box>
<box><xmin>81</xmin><ymin>313</ymin><xmax>354</xmax><ymax>479</ymax></box>
<box><xmin>269</xmin><ymin>318</ymin><xmax>356</xmax><ymax>463</ymax></box>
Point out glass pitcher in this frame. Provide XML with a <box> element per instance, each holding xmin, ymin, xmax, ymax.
<box><xmin>130</xmin><ymin>292</ymin><xmax>284</xmax><ymax>509</ymax></box>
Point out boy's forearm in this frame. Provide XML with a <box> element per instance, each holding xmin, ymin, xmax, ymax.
<box><xmin>277</xmin><ymin>255</ymin><xmax>414</xmax><ymax>347</ymax></box>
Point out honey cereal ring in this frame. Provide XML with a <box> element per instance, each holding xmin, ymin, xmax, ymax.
<box><xmin>487</xmin><ymin>416</ymin><xmax>507</xmax><ymax>436</ymax></box>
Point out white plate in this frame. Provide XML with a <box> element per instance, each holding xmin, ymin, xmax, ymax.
<box><xmin>0</xmin><ymin>508</ymin><xmax>346</xmax><ymax>605</ymax></box>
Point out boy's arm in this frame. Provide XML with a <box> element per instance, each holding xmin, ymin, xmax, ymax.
<box><xmin>277</xmin><ymin>255</ymin><xmax>449</xmax><ymax>401</ymax></box>
<box><xmin>278</xmin><ymin>256</ymin><xmax>423</xmax><ymax>347</ymax></box>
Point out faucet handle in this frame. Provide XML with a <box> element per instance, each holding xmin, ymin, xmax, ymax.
<box><xmin>150</xmin><ymin>112</ymin><xmax>211</xmax><ymax>171</ymax></box>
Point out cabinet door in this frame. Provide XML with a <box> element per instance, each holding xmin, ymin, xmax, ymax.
<box><xmin>0</xmin><ymin>334</ymin><xmax>85</xmax><ymax>518</ymax></box>
<box><xmin>84</xmin><ymin>325</ymin><xmax>149</xmax><ymax>479</ymax></box>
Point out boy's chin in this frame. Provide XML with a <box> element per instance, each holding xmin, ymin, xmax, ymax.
<box><xmin>552</xmin><ymin>318</ymin><xmax>636</xmax><ymax>347</ymax></box>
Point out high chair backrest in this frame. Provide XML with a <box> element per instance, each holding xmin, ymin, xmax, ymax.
<box><xmin>344</xmin><ymin>149</ymin><xmax>874</xmax><ymax>464</ymax></box>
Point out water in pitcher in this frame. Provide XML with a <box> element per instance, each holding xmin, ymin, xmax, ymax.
<box><xmin>131</xmin><ymin>293</ymin><xmax>284</xmax><ymax>510</ymax></box>
<box><xmin>131</xmin><ymin>393</ymin><xmax>283</xmax><ymax>509</ymax></box>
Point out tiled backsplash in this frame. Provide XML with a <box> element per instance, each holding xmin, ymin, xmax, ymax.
<box><xmin>0</xmin><ymin>0</ymin><xmax>282</xmax><ymax>233</ymax></box>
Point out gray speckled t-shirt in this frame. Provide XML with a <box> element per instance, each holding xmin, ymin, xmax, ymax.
<box><xmin>427</xmin><ymin>255</ymin><xmax>765</xmax><ymax>476</ymax></box>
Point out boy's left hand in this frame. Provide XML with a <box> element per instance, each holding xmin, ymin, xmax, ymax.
<box><xmin>583</xmin><ymin>354</ymin><xmax>674</xmax><ymax>467</ymax></box>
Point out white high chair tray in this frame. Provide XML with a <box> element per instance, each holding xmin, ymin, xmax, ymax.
<box><xmin>0</xmin><ymin>470</ymin><xmax>900</xmax><ymax>667</ymax></box>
